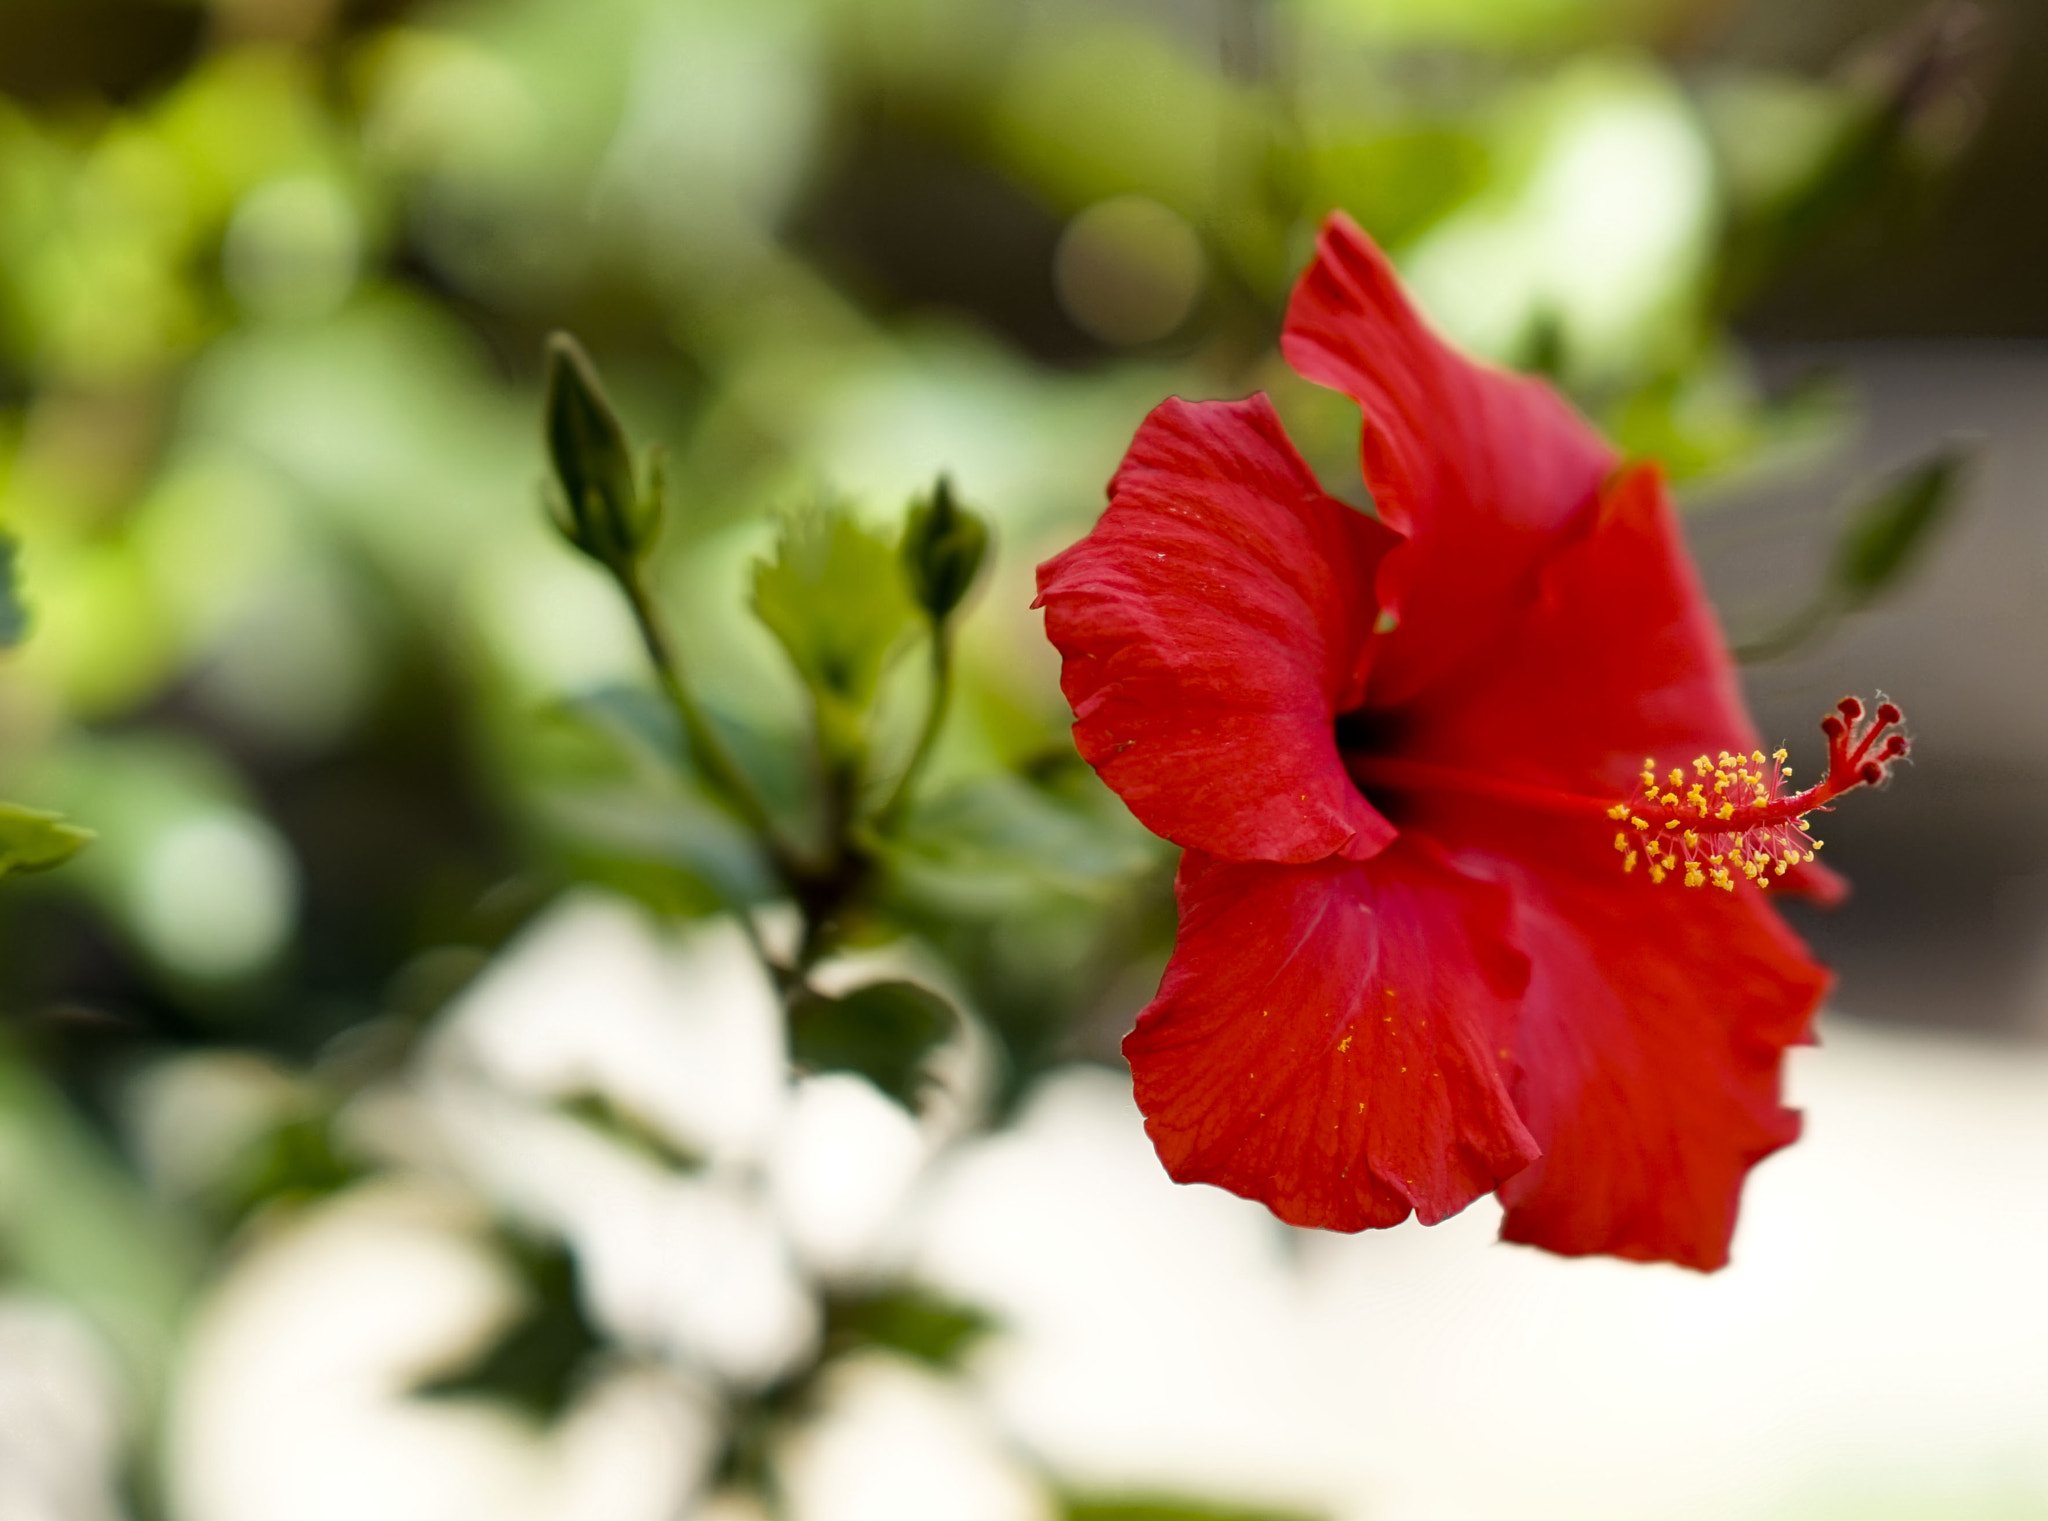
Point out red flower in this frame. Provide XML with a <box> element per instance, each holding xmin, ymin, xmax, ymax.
<box><xmin>1035</xmin><ymin>215</ymin><xmax>1905</xmax><ymax>1270</ymax></box>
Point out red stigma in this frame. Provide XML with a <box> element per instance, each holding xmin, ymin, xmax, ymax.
<box><xmin>1608</xmin><ymin>696</ymin><xmax>1907</xmax><ymax>890</ymax></box>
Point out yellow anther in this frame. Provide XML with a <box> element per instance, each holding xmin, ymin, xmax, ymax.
<box><xmin>1682</xmin><ymin>830</ymin><xmax>1699</xmax><ymax>848</ymax></box>
<box><xmin>1648</xmin><ymin>865</ymin><xmax>1667</xmax><ymax>884</ymax></box>
<box><xmin>1693</xmin><ymin>756</ymin><xmax>1711</xmax><ymax>774</ymax></box>
<box><xmin>1624</xmin><ymin>850</ymin><xmax>1638</xmax><ymax>872</ymax></box>
<box><xmin>1751</xmin><ymin>750</ymin><xmax>1765</xmax><ymax>765</ymax></box>
<box><xmin>1631</xmin><ymin>816</ymin><xmax>1649</xmax><ymax>830</ymax></box>
<box><xmin>1773</xmin><ymin>748</ymin><xmax>1788</xmax><ymax>763</ymax></box>
<box><xmin>1660</xmin><ymin>793</ymin><xmax>1680</xmax><ymax>807</ymax></box>
<box><xmin>1614</xmin><ymin>833</ymin><xmax>1629</xmax><ymax>851</ymax></box>
<box><xmin>1684</xmin><ymin>865</ymin><xmax>1706</xmax><ymax>888</ymax></box>
<box><xmin>1717</xmin><ymin>802</ymin><xmax>1735</xmax><ymax>820</ymax></box>
<box><xmin>1669</xmin><ymin>768</ymin><xmax>1684</xmax><ymax>787</ymax></box>
<box><xmin>1607</xmin><ymin>803</ymin><xmax>1629</xmax><ymax>820</ymax></box>
<box><xmin>1662</xmin><ymin>854</ymin><xmax>1677</xmax><ymax>871</ymax></box>
<box><xmin>1796</xmin><ymin>819</ymin><xmax>1812</xmax><ymax>832</ymax></box>
<box><xmin>1756</xmin><ymin>875</ymin><xmax>1770</xmax><ymax>888</ymax></box>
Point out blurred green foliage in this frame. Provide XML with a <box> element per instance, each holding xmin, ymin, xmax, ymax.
<box><xmin>0</xmin><ymin>0</ymin><xmax>1986</xmax><ymax>1514</ymax></box>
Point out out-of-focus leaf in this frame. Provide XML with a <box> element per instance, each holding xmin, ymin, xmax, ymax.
<box><xmin>416</xmin><ymin>1233</ymin><xmax>602</xmax><ymax>1422</ymax></box>
<box><xmin>222</xmin><ymin>1111</ymin><xmax>362</xmax><ymax>1221</ymax></box>
<box><xmin>788</xmin><ymin>979</ymin><xmax>953</xmax><ymax>1109</ymax></box>
<box><xmin>1830</xmin><ymin>444</ymin><xmax>1968</xmax><ymax>604</ymax></box>
<box><xmin>0</xmin><ymin>533</ymin><xmax>27</xmax><ymax>648</ymax></box>
<box><xmin>888</xmin><ymin>772</ymin><xmax>1161</xmax><ymax>915</ymax></box>
<box><xmin>753</xmin><ymin>508</ymin><xmax>917</xmax><ymax>758</ymax></box>
<box><xmin>1307</xmin><ymin>127</ymin><xmax>1490</xmax><ymax>251</ymax></box>
<box><xmin>826</xmin><ymin>1286</ymin><xmax>995</xmax><ymax>1370</ymax></box>
<box><xmin>1710</xmin><ymin>9</ymin><xmax>1982</xmax><ymax>314</ymax></box>
<box><xmin>1736</xmin><ymin>443</ymin><xmax>1970</xmax><ymax>663</ymax></box>
<box><xmin>558</xmin><ymin>1090</ymin><xmax>703</xmax><ymax>1173</ymax></box>
<box><xmin>1065</xmin><ymin>1498</ymin><xmax>1324</xmax><ymax>1521</ymax></box>
<box><xmin>0</xmin><ymin>1047</ymin><xmax>197</xmax><ymax>1405</ymax></box>
<box><xmin>0</xmin><ymin>802</ymin><xmax>93</xmax><ymax>879</ymax></box>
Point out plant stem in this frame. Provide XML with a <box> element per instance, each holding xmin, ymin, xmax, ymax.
<box><xmin>875</xmin><ymin>621</ymin><xmax>953</xmax><ymax>832</ymax></box>
<box><xmin>616</xmin><ymin>563</ymin><xmax>797</xmax><ymax>873</ymax></box>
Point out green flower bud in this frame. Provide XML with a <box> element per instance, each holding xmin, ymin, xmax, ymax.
<box><xmin>899</xmin><ymin>476</ymin><xmax>989</xmax><ymax>624</ymax></box>
<box><xmin>543</xmin><ymin>332</ymin><xmax>661</xmax><ymax>566</ymax></box>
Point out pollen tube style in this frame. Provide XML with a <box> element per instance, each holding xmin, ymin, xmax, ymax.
<box><xmin>1034</xmin><ymin>213</ymin><xmax>1889</xmax><ymax>1271</ymax></box>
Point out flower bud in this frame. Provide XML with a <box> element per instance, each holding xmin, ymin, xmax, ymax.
<box><xmin>899</xmin><ymin>476</ymin><xmax>988</xmax><ymax>624</ymax></box>
<box><xmin>543</xmin><ymin>332</ymin><xmax>660</xmax><ymax>567</ymax></box>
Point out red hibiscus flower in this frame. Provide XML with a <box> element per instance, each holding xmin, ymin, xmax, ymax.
<box><xmin>1034</xmin><ymin>214</ymin><xmax>1905</xmax><ymax>1270</ymax></box>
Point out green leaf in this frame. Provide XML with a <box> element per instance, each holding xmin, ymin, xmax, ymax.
<box><xmin>752</xmin><ymin>507</ymin><xmax>917</xmax><ymax>755</ymax></box>
<box><xmin>899</xmin><ymin>477</ymin><xmax>990</xmax><ymax>625</ymax></box>
<box><xmin>1830</xmin><ymin>444</ymin><xmax>1969</xmax><ymax>605</ymax></box>
<box><xmin>1065</xmin><ymin>1498</ymin><xmax>1324</xmax><ymax>1521</ymax></box>
<box><xmin>0</xmin><ymin>802</ymin><xmax>92</xmax><ymax>879</ymax></box>
<box><xmin>1737</xmin><ymin>443</ymin><xmax>1971</xmax><ymax>663</ymax></box>
<box><xmin>417</xmin><ymin>1233</ymin><xmax>603</xmax><ymax>1422</ymax></box>
<box><xmin>558</xmin><ymin>1090</ymin><xmax>704</xmax><ymax>1173</ymax></box>
<box><xmin>889</xmin><ymin>772</ymin><xmax>1161</xmax><ymax>915</ymax></box>
<box><xmin>223</xmin><ymin>1112</ymin><xmax>363</xmax><ymax>1221</ymax></box>
<box><xmin>0</xmin><ymin>534</ymin><xmax>28</xmax><ymax>649</ymax></box>
<box><xmin>788</xmin><ymin>978</ymin><xmax>954</xmax><ymax>1110</ymax></box>
<box><xmin>827</xmin><ymin>1286</ymin><xmax>995</xmax><ymax>1369</ymax></box>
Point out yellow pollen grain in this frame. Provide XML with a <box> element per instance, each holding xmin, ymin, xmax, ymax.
<box><xmin>1648</xmin><ymin>864</ymin><xmax>1666</xmax><ymax>883</ymax></box>
<box><xmin>1718</xmin><ymin>802</ymin><xmax>1735</xmax><ymax>820</ymax></box>
<box><xmin>1752</xmin><ymin>750</ymin><xmax>1766</xmax><ymax>765</ymax></box>
<box><xmin>1660</xmin><ymin>792</ymin><xmax>1680</xmax><ymax>807</ymax></box>
<box><xmin>1683</xmin><ymin>830</ymin><xmax>1699</xmax><ymax>848</ymax></box>
<box><xmin>1773</xmin><ymin>748</ymin><xmax>1788</xmax><ymax>763</ymax></box>
<box><xmin>1693</xmin><ymin>756</ymin><xmax>1711</xmax><ymax>774</ymax></box>
<box><xmin>1669</xmin><ymin>768</ymin><xmax>1684</xmax><ymax>787</ymax></box>
<box><xmin>1624</xmin><ymin>850</ymin><xmax>1638</xmax><ymax>872</ymax></box>
<box><xmin>1632</xmin><ymin>816</ymin><xmax>1649</xmax><ymax>830</ymax></box>
<box><xmin>1607</xmin><ymin>804</ymin><xmax>1629</xmax><ymax>820</ymax></box>
<box><xmin>1338</xmin><ymin>1035</ymin><xmax>1352</xmax><ymax>1053</ymax></box>
<box><xmin>1614</xmin><ymin>833</ymin><xmax>1629</xmax><ymax>851</ymax></box>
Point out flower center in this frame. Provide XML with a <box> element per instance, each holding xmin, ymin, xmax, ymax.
<box><xmin>1609</xmin><ymin>697</ymin><xmax>1907</xmax><ymax>889</ymax></box>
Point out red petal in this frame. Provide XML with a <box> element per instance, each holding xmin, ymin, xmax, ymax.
<box><xmin>1281</xmin><ymin>213</ymin><xmax>1615</xmax><ymax>707</ymax></box>
<box><xmin>1124</xmin><ymin>842</ymin><xmax>1541</xmax><ymax>1231</ymax></box>
<box><xmin>1482</xmin><ymin>837</ymin><xmax>1829</xmax><ymax>1271</ymax></box>
<box><xmin>1037</xmin><ymin>394</ymin><xmax>1402</xmax><ymax>865</ymax></box>
<box><xmin>1393</xmin><ymin>462</ymin><xmax>1846</xmax><ymax>906</ymax></box>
